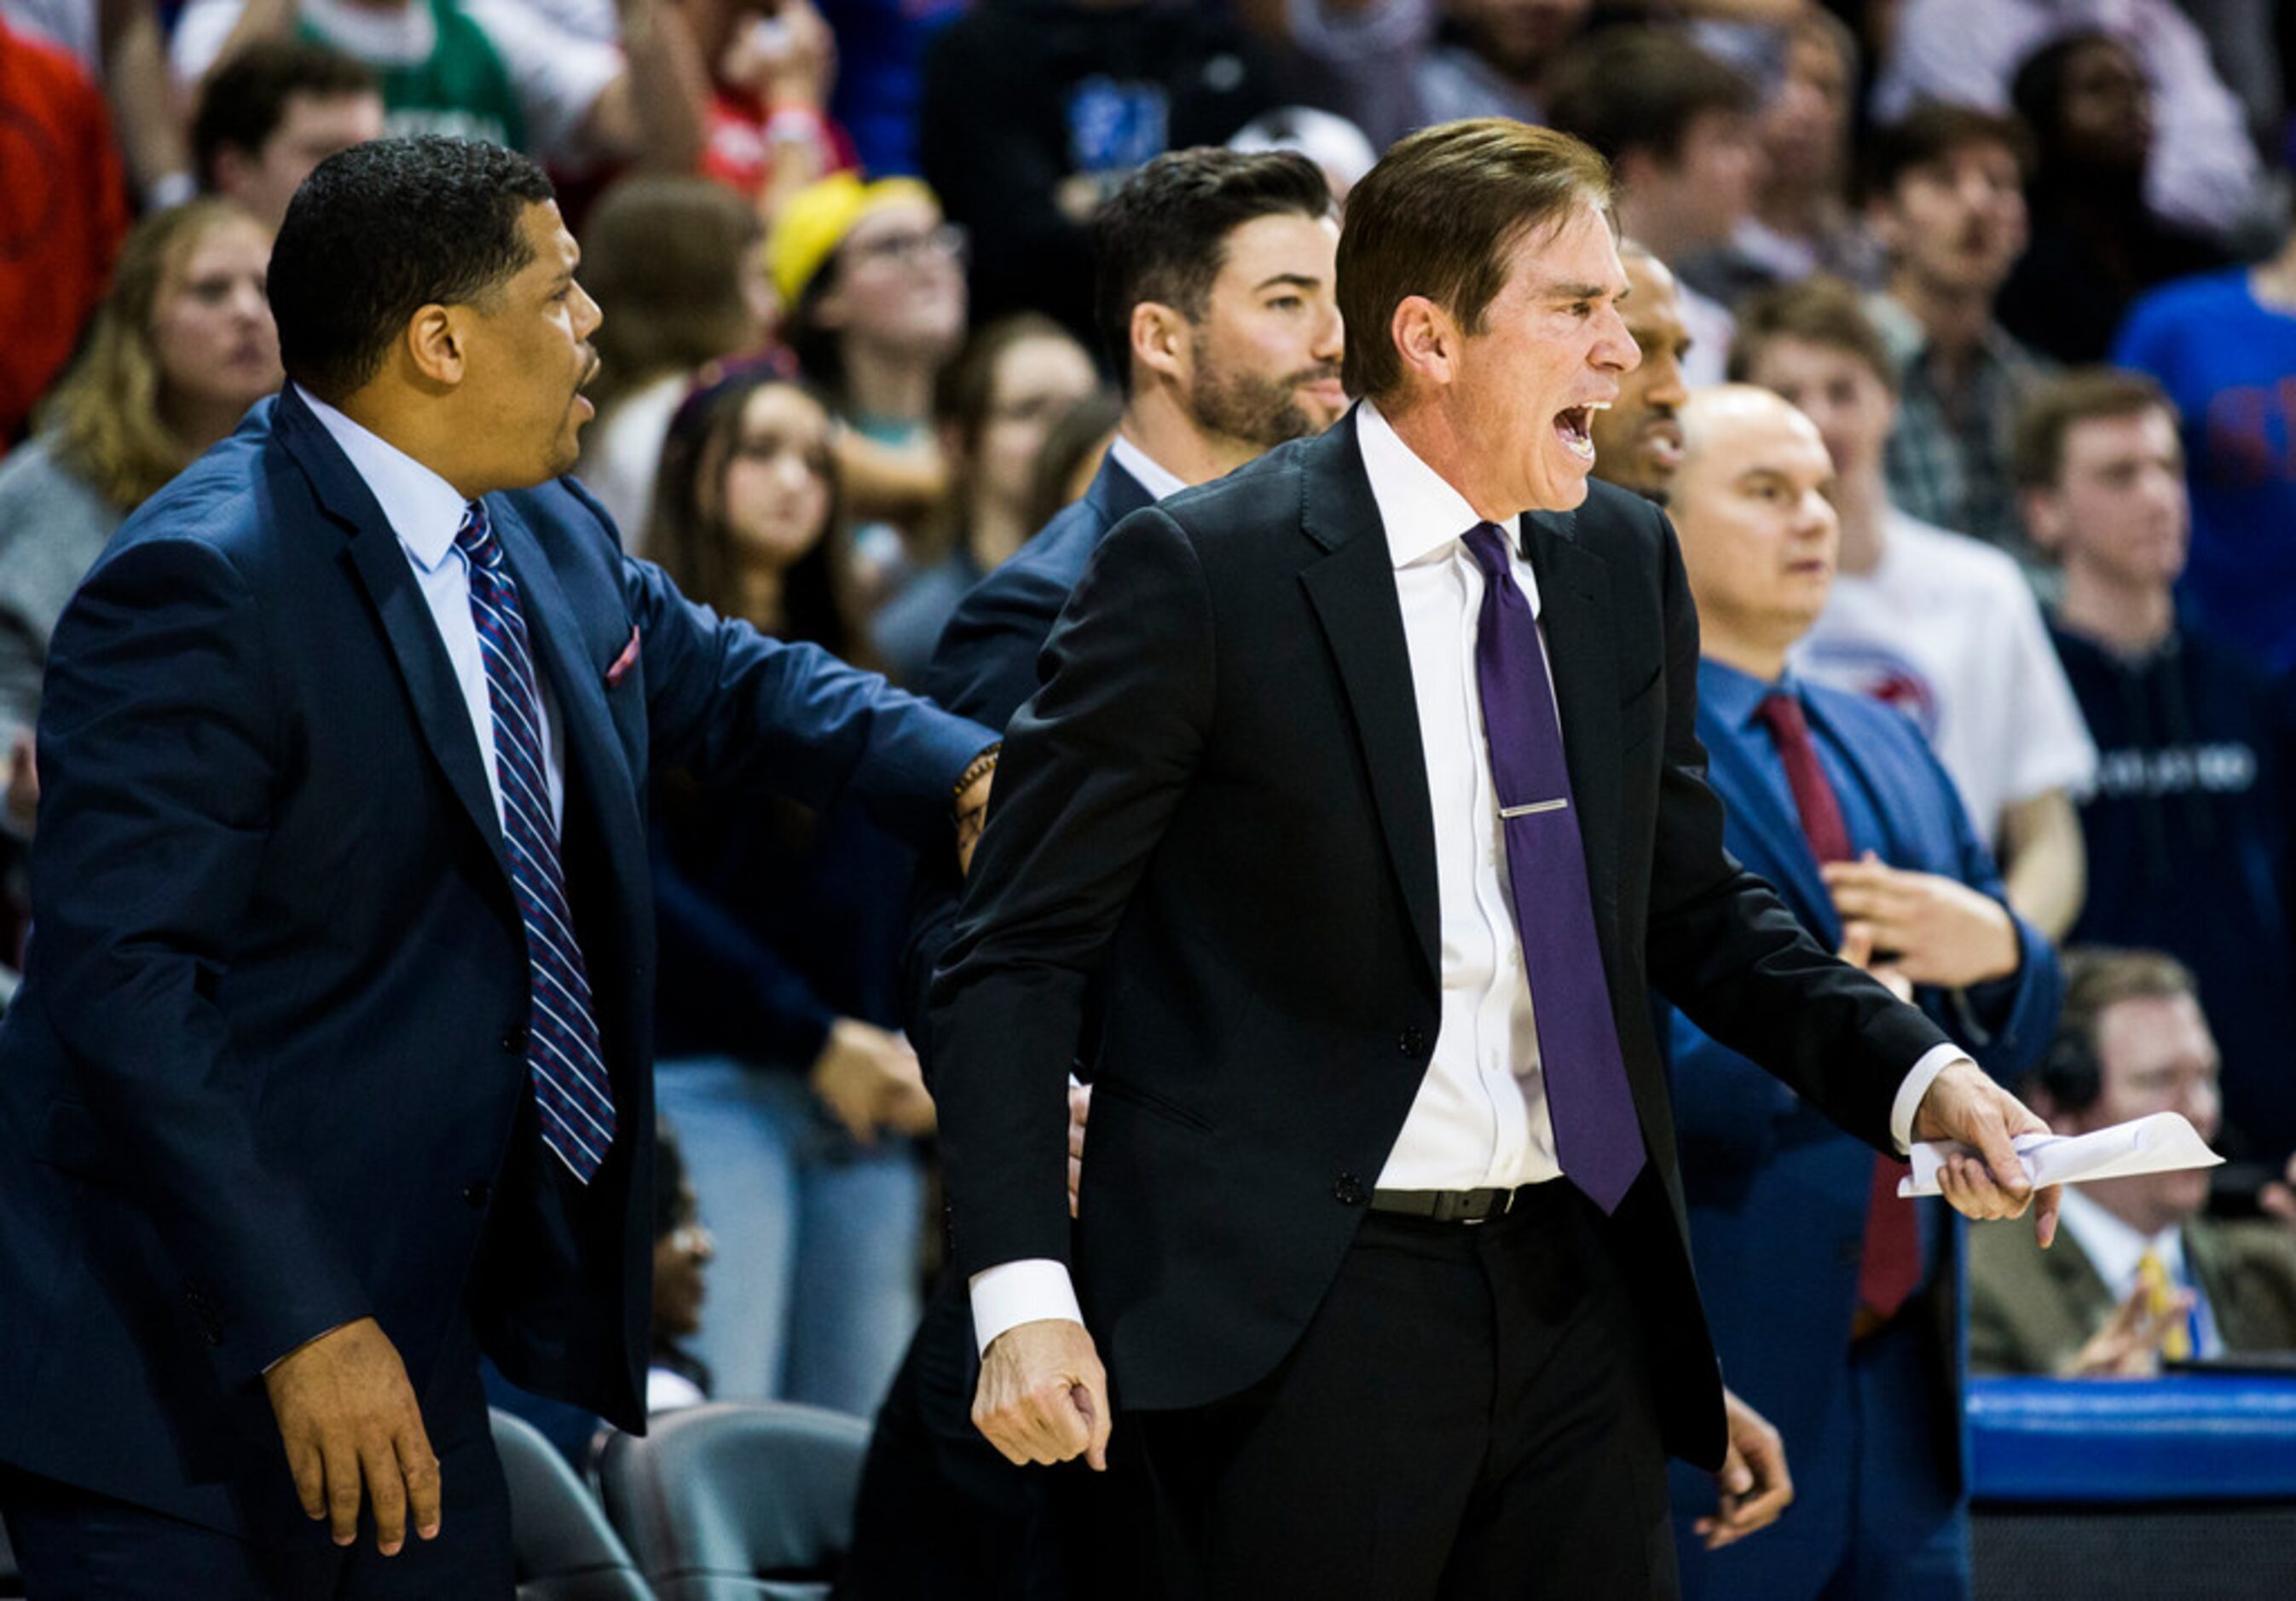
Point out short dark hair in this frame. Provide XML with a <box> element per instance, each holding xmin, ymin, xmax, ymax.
<box><xmin>269</xmin><ymin>136</ymin><xmax>556</xmax><ymax>400</ymax></box>
<box><xmin>1728</xmin><ymin>275</ymin><xmax>1898</xmax><ymax>394</ymax></box>
<box><xmin>1543</xmin><ymin>26</ymin><xmax>1758</xmax><ymax>169</ymax></box>
<box><xmin>192</xmin><ymin>40</ymin><xmax>376</xmax><ymax>189</ymax></box>
<box><xmin>1338</xmin><ymin>118</ymin><xmax>1612</xmax><ymax>401</ymax></box>
<box><xmin>1861</xmin><ymin>103</ymin><xmax>2033</xmax><ymax>205</ymax></box>
<box><xmin>2011</xmin><ymin>367</ymin><xmax>2178</xmax><ymax>491</ymax></box>
<box><xmin>1090</xmin><ymin>147</ymin><xmax>1333</xmax><ymax>384</ymax></box>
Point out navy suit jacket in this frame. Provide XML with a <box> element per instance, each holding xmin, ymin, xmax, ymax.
<box><xmin>1666</xmin><ymin>668</ymin><xmax>2061</xmax><ymax>1513</ymax></box>
<box><xmin>0</xmin><ymin>386</ymin><xmax>992</xmax><ymax>1531</ymax></box>
<box><xmin>900</xmin><ymin>455</ymin><xmax>1153</xmax><ymax>1058</ymax></box>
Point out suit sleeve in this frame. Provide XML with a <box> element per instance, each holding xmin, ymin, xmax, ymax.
<box><xmin>33</xmin><ymin>537</ymin><xmax>370</xmax><ymax>1382</ymax></box>
<box><xmin>1929</xmin><ymin>736</ymin><xmax>2062</xmax><ymax>1081</ymax></box>
<box><xmin>899</xmin><ymin>556</ymin><xmax>1079</xmax><ymax>1071</ymax></box>
<box><xmin>929</xmin><ymin>509</ymin><xmax>1216</xmax><ymax>1275</ymax></box>
<box><xmin>1638</xmin><ymin>511</ymin><xmax>1950</xmax><ymax>1153</ymax></box>
<box><xmin>621</xmin><ymin>553</ymin><xmax>998</xmax><ymax>847</ymax></box>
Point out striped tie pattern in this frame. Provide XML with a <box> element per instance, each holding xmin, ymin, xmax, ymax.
<box><xmin>456</xmin><ymin>501</ymin><xmax>616</xmax><ymax>1182</ymax></box>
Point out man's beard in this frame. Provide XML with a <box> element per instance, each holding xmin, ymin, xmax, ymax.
<box><xmin>1186</xmin><ymin>332</ymin><xmax>1333</xmax><ymax>452</ymax></box>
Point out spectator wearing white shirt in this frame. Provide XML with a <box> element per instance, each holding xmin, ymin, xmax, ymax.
<box><xmin>1871</xmin><ymin>0</ymin><xmax>2270</xmax><ymax>248</ymax></box>
<box><xmin>1732</xmin><ymin>275</ymin><xmax>2095</xmax><ymax>940</ymax></box>
<box><xmin>172</xmin><ymin>0</ymin><xmax>708</xmax><ymax>174</ymax></box>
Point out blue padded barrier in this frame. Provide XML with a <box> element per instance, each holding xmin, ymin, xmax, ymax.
<box><xmin>1969</xmin><ymin>1374</ymin><xmax>2296</xmax><ymax>1503</ymax></box>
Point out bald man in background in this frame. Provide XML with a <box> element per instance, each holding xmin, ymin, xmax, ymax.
<box><xmin>1657</xmin><ymin>386</ymin><xmax>2061</xmax><ymax>1601</ymax></box>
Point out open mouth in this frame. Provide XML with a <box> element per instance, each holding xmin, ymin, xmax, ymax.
<box><xmin>1553</xmin><ymin>402</ymin><xmax>1606</xmax><ymax>463</ymax></box>
<box><xmin>1641</xmin><ymin>416</ymin><xmax>1685</xmax><ymax>471</ymax></box>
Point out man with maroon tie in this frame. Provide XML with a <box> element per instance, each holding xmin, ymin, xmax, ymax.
<box><xmin>1656</xmin><ymin>384</ymin><xmax>2062</xmax><ymax>1601</ymax></box>
<box><xmin>929</xmin><ymin>121</ymin><xmax>2062</xmax><ymax>1599</ymax></box>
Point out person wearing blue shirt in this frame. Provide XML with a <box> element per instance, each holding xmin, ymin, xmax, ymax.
<box><xmin>1654</xmin><ymin>386</ymin><xmax>2062</xmax><ymax>1601</ymax></box>
<box><xmin>2114</xmin><ymin>240</ymin><xmax>2296</xmax><ymax>676</ymax></box>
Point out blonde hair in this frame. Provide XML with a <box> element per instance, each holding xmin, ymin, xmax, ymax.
<box><xmin>43</xmin><ymin>200</ymin><xmax>264</xmax><ymax>511</ymax></box>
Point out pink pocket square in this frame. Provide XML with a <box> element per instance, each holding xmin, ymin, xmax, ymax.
<box><xmin>605</xmin><ymin>624</ymin><xmax>641</xmax><ymax>688</ymax></box>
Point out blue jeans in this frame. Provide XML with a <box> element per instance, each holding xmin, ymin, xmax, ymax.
<box><xmin>655</xmin><ymin>1056</ymin><xmax>924</xmax><ymax>1417</ymax></box>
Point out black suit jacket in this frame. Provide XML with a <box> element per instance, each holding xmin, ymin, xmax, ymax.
<box><xmin>902</xmin><ymin>455</ymin><xmax>1154</xmax><ymax>1059</ymax></box>
<box><xmin>0</xmin><ymin>386</ymin><xmax>992</xmax><ymax>1531</ymax></box>
<box><xmin>929</xmin><ymin>412</ymin><xmax>1949</xmax><ymax>1468</ymax></box>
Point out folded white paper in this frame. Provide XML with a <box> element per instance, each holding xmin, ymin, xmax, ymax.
<box><xmin>1898</xmin><ymin>1111</ymin><xmax>2221</xmax><ymax>1199</ymax></box>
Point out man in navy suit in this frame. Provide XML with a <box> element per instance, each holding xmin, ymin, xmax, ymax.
<box><xmin>0</xmin><ymin>136</ymin><xmax>997</xmax><ymax>1597</ymax></box>
<box><xmin>1656</xmin><ymin>385</ymin><xmax>2061</xmax><ymax>1599</ymax></box>
<box><xmin>844</xmin><ymin>144</ymin><xmax>1347</xmax><ymax>1601</ymax></box>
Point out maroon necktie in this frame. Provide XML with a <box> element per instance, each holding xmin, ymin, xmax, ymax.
<box><xmin>1755</xmin><ymin>691</ymin><xmax>1920</xmax><ymax>1324</ymax></box>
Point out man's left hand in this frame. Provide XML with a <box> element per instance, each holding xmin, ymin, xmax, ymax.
<box><xmin>1911</xmin><ymin>1059</ymin><xmax>2060</xmax><ymax>1247</ymax></box>
<box><xmin>1821</xmin><ymin>856</ymin><xmax>2020</xmax><ymax>989</ymax></box>
<box><xmin>1697</xmin><ymin>1386</ymin><xmax>1792</xmax><ymax>1549</ymax></box>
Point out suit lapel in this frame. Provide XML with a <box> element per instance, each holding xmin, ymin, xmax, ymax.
<box><xmin>1519</xmin><ymin>509</ymin><xmax>1622</xmax><ymax>951</ymax></box>
<box><xmin>1298</xmin><ymin>417</ymin><xmax>1441</xmax><ymax>985</ymax></box>
<box><xmin>488</xmin><ymin>498</ymin><xmax>648</xmax><ymax>924</ymax></box>
<box><xmin>280</xmin><ymin>388</ymin><xmax>513</xmax><ymax>884</ymax></box>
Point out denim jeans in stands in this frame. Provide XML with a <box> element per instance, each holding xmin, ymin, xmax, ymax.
<box><xmin>654</xmin><ymin>1055</ymin><xmax>924</xmax><ymax>1418</ymax></box>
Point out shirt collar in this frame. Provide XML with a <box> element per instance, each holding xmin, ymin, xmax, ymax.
<box><xmin>1697</xmin><ymin>656</ymin><xmax>1790</xmax><ymax>734</ymax></box>
<box><xmin>296</xmin><ymin>384</ymin><xmax>473</xmax><ymax>574</ymax></box>
<box><xmin>1356</xmin><ymin>399</ymin><xmax>1541</xmax><ymax>616</ymax></box>
<box><xmin>2056</xmin><ymin>1187</ymin><xmax>2188</xmax><ymax>1295</ymax></box>
<box><xmin>1107</xmin><ymin>432</ymin><xmax>1189</xmax><ymax>503</ymax></box>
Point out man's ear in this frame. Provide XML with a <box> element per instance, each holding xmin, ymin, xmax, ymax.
<box><xmin>1130</xmin><ymin>301</ymin><xmax>1190</xmax><ymax>388</ymax></box>
<box><xmin>402</xmin><ymin>304</ymin><xmax>467</xmax><ymax>390</ymax></box>
<box><xmin>2021</xmin><ymin>487</ymin><xmax>2067</xmax><ymax>557</ymax></box>
<box><xmin>1389</xmin><ymin>294</ymin><xmax>1458</xmax><ymax>390</ymax></box>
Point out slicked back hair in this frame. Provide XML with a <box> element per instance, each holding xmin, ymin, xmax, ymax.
<box><xmin>1337</xmin><ymin>118</ymin><xmax>1612</xmax><ymax>402</ymax></box>
<box><xmin>269</xmin><ymin>136</ymin><xmax>557</xmax><ymax>401</ymax></box>
<box><xmin>1090</xmin><ymin>147</ymin><xmax>1333</xmax><ymax>387</ymax></box>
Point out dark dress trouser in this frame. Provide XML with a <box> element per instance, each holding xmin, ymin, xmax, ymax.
<box><xmin>1101</xmin><ymin>1182</ymin><xmax>1680</xmax><ymax>1601</ymax></box>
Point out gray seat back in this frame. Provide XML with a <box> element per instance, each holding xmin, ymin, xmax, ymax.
<box><xmin>597</xmin><ymin>1402</ymin><xmax>870</xmax><ymax>1601</ymax></box>
<box><xmin>491</xmin><ymin>1407</ymin><xmax>654</xmax><ymax>1601</ymax></box>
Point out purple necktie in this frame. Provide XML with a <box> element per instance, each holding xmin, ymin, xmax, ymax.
<box><xmin>1462</xmin><ymin>521</ymin><xmax>1645</xmax><ymax>1213</ymax></box>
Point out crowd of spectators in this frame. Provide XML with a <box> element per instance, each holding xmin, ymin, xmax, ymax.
<box><xmin>6</xmin><ymin>0</ymin><xmax>2296</xmax><ymax>1586</ymax></box>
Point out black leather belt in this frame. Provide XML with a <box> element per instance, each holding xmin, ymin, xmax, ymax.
<box><xmin>1368</xmin><ymin>1183</ymin><xmax>1543</xmax><ymax>1223</ymax></box>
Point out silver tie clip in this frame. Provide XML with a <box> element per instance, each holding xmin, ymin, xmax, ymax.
<box><xmin>1499</xmin><ymin>799</ymin><xmax>1569</xmax><ymax>818</ymax></box>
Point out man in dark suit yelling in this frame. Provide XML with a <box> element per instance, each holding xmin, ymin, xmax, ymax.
<box><xmin>930</xmin><ymin>118</ymin><xmax>2062</xmax><ymax>1598</ymax></box>
<box><xmin>0</xmin><ymin>136</ymin><xmax>996</xmax><ymax>1597</ymax></box>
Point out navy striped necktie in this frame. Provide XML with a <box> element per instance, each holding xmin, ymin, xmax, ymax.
<box><xmin>456</xmin><ymin>500</ymin><xmax>616</xmax><ymax>1182</ymax></box>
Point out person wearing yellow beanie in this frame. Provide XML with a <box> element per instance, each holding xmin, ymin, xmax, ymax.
<box><xmin>770</xmin><ymin>171</ymin><xmax>969</xmax><ymax>604</ymax></box>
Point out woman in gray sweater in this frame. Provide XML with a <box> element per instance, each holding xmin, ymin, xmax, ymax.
<box><xmin>0</xmin><ymin>198</ymin><xmax>281</xmax><ymax>802</ymax></box>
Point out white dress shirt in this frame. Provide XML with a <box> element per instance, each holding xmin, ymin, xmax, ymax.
<box><xmin>970</xmin><ymin>408</ymin><xmax>1952</xmax><ymax>1353</ymax></box>
<box><xmin>300</xmin><ymin>386</ymin><xmax>567</xmax><ymax>832</ymax></box>
<box><xmin>2054</xmin><ymin>1188</ymin><xmax>2223</xmax><ymax>1359</ymax></box>
<box><xmin>1108</xmin><ymin>431</ymin><xmax>1190</xmax><ymax>502</ymax></box>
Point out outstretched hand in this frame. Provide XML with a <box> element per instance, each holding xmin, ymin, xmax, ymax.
<box><xmin>1911</xmin><ymin>1059</ymin><xmax>2060</xmax><ymax>1248</ymax></box>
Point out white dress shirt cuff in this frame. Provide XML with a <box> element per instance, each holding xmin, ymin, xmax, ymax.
<box><xmin>969</xmin><ymin>1259</ymin><xmax>1085</xmax><ymax>1355</ymax></box>
<box><xmin>1890</xmin><ymin>1044</ymin><xmax>1969</xmax><ymax>1155</ymax></box>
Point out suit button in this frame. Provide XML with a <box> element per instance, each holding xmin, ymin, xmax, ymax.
<box><xmin>1333</xmin><ymin>1172</ymin><xmax>1367</xmax><ymax>1206</ymax></box>
<box><xmin>1837</xmin><ymin>1238</ymin><xmax>1862</xmax><ymax>1265</ymax></box>
<box><xmin>1397</xmin><ymin>1026</ymin><xmax>1427</xmax><ymax>1056</ymax></box>
<box><xmin>463</xmin><ymin>1181</ymin><xmax>493</xmax><ymax>1209</ymax></box>
<box><xmin>501</xmin><ymin>1028</ymin><xmax>526</xmax><ymax>1054</ymax></box>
